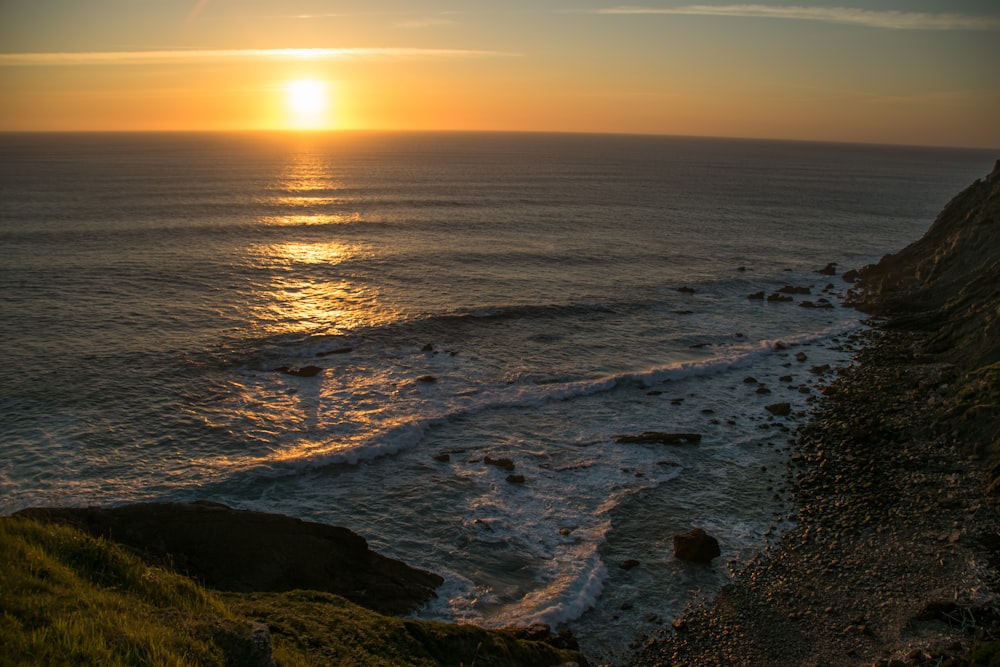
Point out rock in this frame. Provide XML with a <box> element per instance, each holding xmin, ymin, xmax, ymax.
<box><xmin>276</xmin><ymin>365</ymin><xmax>322</xmax><ymax>377</ymax></box>
<box><xmin>433</xmin><ymin>453</ymin><xmax>451</xmax><ymax>462</ymax></box>
<box><xmin>506</xmin><ymin>474</ymin><xmax>526</xmax><ymax>484</ymax></box>
<box><xmin>485</xmin><ymin>456</ymin><xmax>516</xmax><ymax>471</ymax></box>
<box><xmin>817</xmin><ymin>262</ymin><xmax>838</xmax><ymax>275</ymax></box>
<box><xmin>767</xmin><ymin>293</ymin><xmax>794</xmax><ymax>302</ymax></box>
<box><xmin>799</xmin><ymin>300</ymin><xmax>817</xmax><ymax>308</ymax></box>
<box><xmin>616</xmin><ymin>432</ymin><xmax>702</xmax><ymax>445</ymax></box>
<box><xmin>779</xmin><ymin>375</ymin><xmax>793</xmax><ymax>382</ymax></box>
<box><xmin>676</xmin><ymin>286</ymin><xmax>696</xmax><ymax>294</ymax></box>
<box><xmin>778</xmin><ymin>285</ymin><xmax>811</xmax><ymax>295</ymax></box>
<box><xmin>796</xmin><ymin>352</ymin><xmax>808</xmax><ymax>362</ymax></box>
<box><xmin>736</xmin><ymin>266</ymin><xmax>747</xmax><ymax>272</ymax></box>
<box><xmin>620</xmin><ymin>559</ymin><xmax>641</xmax><ymax>570</ymax></box>
<box><xmin>421</xmin><ymin>343</ymin><xmax>434</xmax><ymax>352</ymax></box>
<box><xmin>842</xmin><ymin>269</ymin><xmax>860</xmax><ymax>283</ymax></box>
<box><xmin>316</xmin><ymin>346</ymin><xmax>353</xmax><ymax>357</ymax></box>
<box><xmin>416</xmin><ymin>375</ymin><xmax>437</xmax><ymax>383</ymax></box>
<box><xmin>16</xmin><ymin>502</ymin><xmax>443</xmax><ymax>616</ymax></box>
<box><xmin>810</xmin><ymin>364</ymin><xmax>832</xmax><ymax>375</ymax></box>
<box><xmin>673</xmin><ymin>528</ymin><xmax>721</xmax><ymax>563</ymax></box>
<box><xmin>766</xmin><ymin>402</ymin><xmax>792</xmax><ymax>416</ymax></box>
<box><xmin>748</xmin><ymin>291</ymin><xmax>765</xmax><ymax>300</ymax></box>
<box><xmin>756</xmin><ymin>386</ymin><xmax>772</xmax><ymax>394</ymax></box>
<box><xmin>744</xmin><ymin>376</ymin><xmax>758</xmax><ymax>384</ymax></box>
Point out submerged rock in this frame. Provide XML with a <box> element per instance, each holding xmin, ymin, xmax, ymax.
<box><xmin>616</xmin><ymin>432</ymin><xmax>702</xmax><ymax>445</ymax></box>
<box><xmin>485</xmin><ymin>456</ymin><xmax>516</xmax><ymax>471</ymax></box>
<box><xmin>275</xmin><ymin>365</ymin><xmax>322</xmax><ymax>377</ymax></box>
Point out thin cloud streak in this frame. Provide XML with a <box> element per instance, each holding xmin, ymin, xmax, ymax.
<box><xmin>0</xmin><ymin>47</ymin><xmax>517</xmax><ymax>67</ymax></box>
<box><xmin>596</xmin><ymin>5</ymin><xmax>1000</xmax><ymax>31</ymax></box>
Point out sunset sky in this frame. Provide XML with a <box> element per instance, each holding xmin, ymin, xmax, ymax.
<box><xmin>1</xmin><ymin>1</ymin><xmax>998</xmax><ymax>147</ymax></box>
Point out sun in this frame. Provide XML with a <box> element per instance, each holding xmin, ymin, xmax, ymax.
<box><xmin>285</xmin><ymin>79</ymin><xmax>332</xmax><ymax>130</ymax></box>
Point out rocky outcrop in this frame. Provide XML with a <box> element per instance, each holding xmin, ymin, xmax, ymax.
<box><xmin>16</xmin><ymin>502</ymin><xmax>443</xmax><ymax>616</ymax></box>
<box><xmin>672</xmin><ymin>528</ymin><xmax>721</xmax><ymax>563</ymax></box>
<box><xmin>854</xmin><ymin>160</ymin><xmax>1000</xmax><ymax>370</ymax></box>
<box><xmin>852</xmin><ymin>159</ymin><xmax>1000</xmax><ymax>459</ymax></box>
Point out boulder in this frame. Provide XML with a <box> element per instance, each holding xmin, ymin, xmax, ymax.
<box><xmin>842</xmin><ymin>269</ymin><xmax>860</xmax><ymax>283</ymax></box>
<box><xmin>673</xmin><ymin>528</ymin><xmax>721</xmax><ymax>563</ymax></box>
<box><xmin>15</xmin><ymin>502</ymin><xmax>443</xmax><ymax>616</ymax></box>
<box><xmin>766</xmin><ymin>402</ymin><xmax>792</xmax><ymax>416</ymax></box>
<box><xmin>506</xmin><ymin>474</ymin><xmax>526</xmax><ymax>484</ymax></box>
<box><xmin>676</xmin><ymin>286</ymin><xmax>696</xmax><ymax>294</ymax></box>
<box><xmin>817</xmin><ymin>262</ymin><xmax>838</xmax><ymax>275</ymax></box>
<box><xmin>616</xmin><ymin>432</ymin><xmax>702</xmax><ymax>445</ymax></box>
<box><xmin>778</xmin><ymin>285</ymin><xmax>811</xmax><ymax>295</ymax></box>
<box><xmin>747</xmin><ymin>291</ymin><xmax>765</xmax><ymax>300</ymax></box>
<box><xmin>767</xmin><ymin>293</ymin><xmax>794</xmax><ymax>302</ymax></box>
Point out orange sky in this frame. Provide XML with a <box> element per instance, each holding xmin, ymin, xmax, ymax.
<box><xmin>1</xmin><ymin>1</ymin><xmax>998</xmax><ymax>147</ymax></box>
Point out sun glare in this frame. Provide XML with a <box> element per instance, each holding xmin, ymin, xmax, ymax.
<box><xmin>285</xmin><ymin>79</ymin><xmax>332</xmax><ymax>130</ymax></box>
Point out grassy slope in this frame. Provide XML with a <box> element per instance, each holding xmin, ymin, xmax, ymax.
<box><xmin>0</xmin><ymin>516</ymin><xmax>583</xmax><ymax>666</ymax></box>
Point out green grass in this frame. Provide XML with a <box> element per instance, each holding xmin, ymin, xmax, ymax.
<box><xmin>0</xmin><ymin>516</ymin><xmax>584</xmax><ymax>666</ymax></box>
<box><xmin>0</xmin><ymin>516</ymin><xmax>250</xmax><ymax>666</ymax></box>
<box><xmin>228</xmin><ymin>590</ymin><xmax>583</xmax><ymax>667</ymax></box>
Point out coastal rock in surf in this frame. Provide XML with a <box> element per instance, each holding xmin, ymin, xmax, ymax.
<box><xmin>485</xmin><ymin>456</ymin><xmax>516</xmax><ymax>471</ymax></box>
<box><xmin>416</xmin><ymin>375</ymin><xmax>437</xmax><ymax>383</ymax></box>
<box><xmin>748</xmin><ymin>291</ymin><xmax>765</xmax><ymax>300</ymax></box>
<box><xmin>316</xmin><ymin>347</ymin><xmax>352</xmax><ymax>357</ymax></box>
<box><xmin>842</xmin><ymin>269</ymin><xmax>860</xmax><ymax>283</ymax></box>
<box><xmin>799</xmin><ymin>300</ymin><xmax>817</xmax><ymax>308</ymax></box>
<box><xmin>276</xmin><ymin>365</ymin><xmax>322</xmax><ymax>377</ymax></box>
<box><xmin>616</xmin><ymin>432</ymin><xmax>702</xmax><ymax>445</ymax></box>
<box><xmin>506</xmin><ymin>474</ymin><xmax>526</xmax><ymax>484</ymax></box>
<box><xmin>817</xmin><ymin>262</ymin><xmax>838</xmax><ymax>275</ymax></box>
<box><xmin>767</xmin><ymin>293</ymin><xmax>794</xmax><ymax>303</ymax></box>
<box><xmin>778</xmin><ymin>285</ymin><xmax>811</xmax><ymax>295</ymax></box>
<box><xmin>673</xmin><ymin>528</ymin><xmax>721</xmax><ymax>563</ymax></box>
<box><xmin>16</xmin><ymin>502</ymin><xmax>443</xmax><ymax>616</ymax></box>
<box><xmin>766</xmin><ymin>402</ymin><xmax>792</xmax><ymax>416</ymax></box>
<box><xmin>796</xmin><ymin>352</ymin><xmax>809</xmax><ymax>362</ymax></box>
<box><xmin>676</xmin><ymin>286</ymin><xmax>696</xmax><ymax>294</ymax></box>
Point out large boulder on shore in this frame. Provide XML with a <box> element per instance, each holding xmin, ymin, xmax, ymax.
<box><xmin>673</xmin><ymin>527</ymin><xmax>721</xmax><ymax>563</ymax></box>
<box><xmin>15</xmin><ymin>502</ymin><xmax>443</xmax><ymax>616</ymax></box>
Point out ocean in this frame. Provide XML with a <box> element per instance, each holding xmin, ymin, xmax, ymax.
<box><xmin>0</xmin><ymin>131</ymin><xmax>993</xmax><ymax>663</ymax></box>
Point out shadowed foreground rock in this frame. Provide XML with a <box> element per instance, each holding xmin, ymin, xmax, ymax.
<box><xmin>16</xmin><ymin>501</ymin><xmax>443</xmax><ymax>616</ymax></box>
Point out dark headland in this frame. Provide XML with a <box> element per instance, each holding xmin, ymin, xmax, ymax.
<box><xmin>631</xmin><ymin>160</ymin><xmax>1000</xmax><ymax>667</ymax></box>
<box><xmin>3</xmin><ymin>161</ymin><xmax>998</xmax><ymax>667</ymax></box>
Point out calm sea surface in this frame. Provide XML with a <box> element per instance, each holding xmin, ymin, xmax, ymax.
<box><xmin>1</xmin><ymin>131</ymin><xmax>993</xmax><ymax>662</ymax></box>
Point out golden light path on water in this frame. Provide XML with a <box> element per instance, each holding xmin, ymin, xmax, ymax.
<box><xmin>201</xmin><ymin>150</ymin><xmax>408</xmax><ymax>473</ymax></box>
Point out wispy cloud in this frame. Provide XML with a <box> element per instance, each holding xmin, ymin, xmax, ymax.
<box><xmin>0</xmin><ymin>47</ymin><xmax>517</xmax><ymax>67</ymax></box>
<box><xmin>595</xmin><ymin>5</ymin><xmax>1000</xmax><ymax>31</ymax></box>
<box><xmin>394</xmin><ymin>17</ymin><xmax>459</xmax><ymax>29</ymax></box>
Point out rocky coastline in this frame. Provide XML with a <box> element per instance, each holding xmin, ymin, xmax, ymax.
<box><xmin>630</xmin><ymin>161</ymin><xmax>1000</xmax><ymax>666</ymax></box>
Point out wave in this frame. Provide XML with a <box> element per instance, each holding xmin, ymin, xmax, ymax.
<box><xmin>230</xmin><ymin>319</ymin><xmax>859</xmax><ymax>477</ymax></box>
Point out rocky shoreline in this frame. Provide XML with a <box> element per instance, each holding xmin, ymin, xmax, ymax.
<box><xmin>630</xmin><ymin>162</ymin><xmax>1000</xmax><ymax>667</ymax></box>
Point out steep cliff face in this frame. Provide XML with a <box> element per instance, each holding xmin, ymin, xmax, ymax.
<box><xmin>853</xmin><ymin>160</ymin><xmax>1000</xmax><ymax>463</ymax></box>
<box><xmin>855</xmin><ymin>160</ymin><xmax>1000</xmax><ymax>370</ymax></box>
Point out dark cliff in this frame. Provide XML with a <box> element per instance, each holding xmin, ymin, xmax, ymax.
<box><xmin>854</xmin><ymin>160</ymin><xmax>1000</xmax><ymax>462</ymax></box>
